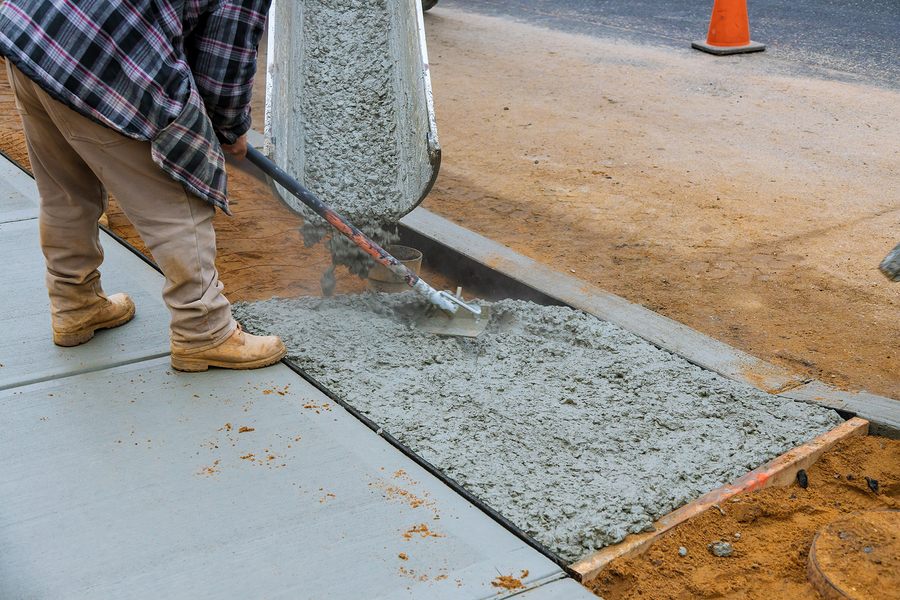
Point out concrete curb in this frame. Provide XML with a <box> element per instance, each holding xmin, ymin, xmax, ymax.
<box><xmin>400</xmin><ymin>207</ymin><xmax>900</xmax><ymax>439</ymax></box>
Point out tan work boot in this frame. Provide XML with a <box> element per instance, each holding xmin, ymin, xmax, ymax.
<box><xmin>53</xmin><ymin>292</ymin><xmax>136</xmax><ymax>347</ymax></box>
<box><xmin>170</xmin><ymin>323</ymin><xmax>286</xmax><ymax>372</ymax></box>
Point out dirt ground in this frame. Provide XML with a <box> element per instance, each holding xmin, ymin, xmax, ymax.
<box><xmin>586</xmin><ymin>435</ymin><xmax>900</xmax><ymax>600</ymax></box>
<box><xmin>2</xmin><ymin>5</ymin><xmax>900</xmax><ymax>597</ymax></box>
<box><xmin>417</xmin><ymin>10</ymin><xmax>900</xmax><ymax>403</ymax></box>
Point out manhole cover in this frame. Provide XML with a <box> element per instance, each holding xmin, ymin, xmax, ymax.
<box><xmin>808</xmin><ymin>510</ymin><xmax>900</xmax><ymax>600</ymax></box>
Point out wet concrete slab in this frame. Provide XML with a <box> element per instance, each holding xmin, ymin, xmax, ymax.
<box><xmin>400</xmin><ymin>207</ymin><xmax>900</xmax><ymax>439</ymax></box>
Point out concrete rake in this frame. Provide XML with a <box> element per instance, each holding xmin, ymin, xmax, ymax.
<box><xmin>246</xmin><ymin>146</ymin><xmax>489</xmax><ymax>337</ymax></box>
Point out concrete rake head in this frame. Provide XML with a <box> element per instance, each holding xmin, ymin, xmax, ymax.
<box><xmin>415</xmin><ymin>288</ymin><xmax>490</xmax><ymax>338</ymax></box>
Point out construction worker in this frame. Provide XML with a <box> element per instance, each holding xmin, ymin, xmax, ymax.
<box><xmin>0</xmin><ymin>0</ymin><xmax>286</xmax><ymax>371</ymax></box>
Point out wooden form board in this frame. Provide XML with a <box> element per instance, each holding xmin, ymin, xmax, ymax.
<box><xmin>568</xmin><ymin>417</ymin><xmax>870</xmax><ymax>583</ymax></box>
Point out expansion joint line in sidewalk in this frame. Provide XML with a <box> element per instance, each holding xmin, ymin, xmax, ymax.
<box><xmin>0</xmin><ymin>352</ymin><xmax>172</xmax><ymax>393</ymax></box>
<box><xmin>487</xmin><ymin>572</ymin><xmax>571</xmax><ymax>600</ymax></box>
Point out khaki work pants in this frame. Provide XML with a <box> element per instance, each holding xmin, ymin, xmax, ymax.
<box><xmin>6</xmin><ymin>62</ymin><xmax>235</xmax><ymax>351</ymax></box>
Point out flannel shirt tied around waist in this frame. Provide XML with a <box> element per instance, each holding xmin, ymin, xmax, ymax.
<box><xmin>0</xmin><ymin>0</ymin><xmax>271</xmax><ymax>213</ymax></box>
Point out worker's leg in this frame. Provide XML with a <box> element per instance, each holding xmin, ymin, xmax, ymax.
<box><xmin>108</xmin><ymin>174</ymin><xmax>236</xmax><ymax>353</ymax></box>
<box><xmin>7</xmin><ymin>63</ymin><xmax>284</xmax><ymax>369</ymax></box>
<box><xmin>6</xmin><ymin>62</ymin><xmax>232</xmax><ymax>350</ymax></box>
<box><xmin>5</xmin><ymin>61</ymin><xmax>134</xmax><ymax>345</ymax></box>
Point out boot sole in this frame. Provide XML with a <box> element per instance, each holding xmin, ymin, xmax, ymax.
<box><xmin>53</xmin><ymin>304</ymin><xmax>137</xmax><ymax>347</ymax></box>
<box><xmin>170</xmin><ymin>346</ymin><xmax>287</xmax><ymax>372</ymax></box>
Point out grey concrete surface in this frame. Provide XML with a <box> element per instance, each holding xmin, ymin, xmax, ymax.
<box><xmin>780</xmin><ymin>381</ymin><xmax>900</xmax><ymax>439</ymax></box>
<box><xmin>0</xmin><ymin>153</ymin><xmax>591</xmax><ymax>599</ymax></box>
<box><xmin>0</xmin><ymin>159</ymin><xmax>38</xmax><ymax>222</ymax></box>
<box><xmin>0</xmin><ymin>214</ymin><xmax>171</xmax><ymax>392</ymax></box>
<box><xmin>514</xmin><ymin>576</ymin><xmax>599</xmax><ymax>599</ymax></box>
<box><xmin>1</xmin><ymin>359</ymin><xmax>581</xmax><ymax>599</ymax></box>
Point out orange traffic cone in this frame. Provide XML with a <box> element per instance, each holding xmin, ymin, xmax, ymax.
<box><xmin>692</xmin><ymin>0</ymin><xmax>765</xmax><ymax>55</ymax></box>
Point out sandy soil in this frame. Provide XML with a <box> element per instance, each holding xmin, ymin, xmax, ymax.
<box><xmin>2</xmin><ymin>5</ymin><xmax>899</xmax><ymax>595</ymax></box>
<box><xmin>586</xmin><ymin>435</ymin><xmax>900</xmax><ymax>600</ymax></box>
<box><xmin>418</xmin><ymin>9</ymin><xmax>900</xmax><ymax>402</ymax></box>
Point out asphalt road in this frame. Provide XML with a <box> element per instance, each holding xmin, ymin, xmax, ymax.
<box><xmin>436</xmin><ymin>0</ymin><xmax>900</xmax><ymax>89</ymax></box>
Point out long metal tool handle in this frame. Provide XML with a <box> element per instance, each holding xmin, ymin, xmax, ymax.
<box><xmin>245</xmin><ymin>146</ymin><xmax>475</xmax><ymax>315</ymax></box>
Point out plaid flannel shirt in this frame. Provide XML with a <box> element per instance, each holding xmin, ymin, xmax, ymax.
<box><xmin>0</xmin><ymin>0</ymin><xmax>270</xmax><ymax>213</ymax></box>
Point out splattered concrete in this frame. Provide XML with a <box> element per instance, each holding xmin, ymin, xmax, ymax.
<box><xmin>233</xmin><ymin>293</ymin><xmax>842</xmax><ymax>562</ymax></box>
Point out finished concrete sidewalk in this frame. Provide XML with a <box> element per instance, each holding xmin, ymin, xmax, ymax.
<box><xmin>0</xmin><ymin>157</ymin><xmax>594</xmax><ymax>599</ymax></box>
